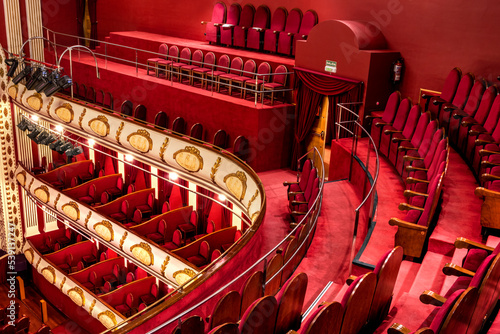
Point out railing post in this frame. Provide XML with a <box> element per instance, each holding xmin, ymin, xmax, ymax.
<box><xmin>254</xmin><ymin>75</ymin><xmax>258</xmax><ymax>107</ymax></box>
<box><xmin>105</xmin><ymin>44</ymin><xmax>107</xmax><ymax>70</ymax></box>
<box><xmin>337</xmin><ymin>105</ymin><xmax>342</xmax><ymax>141</ymax></box>
<box><xmin>262</xmin><ymin>257</ymin><xmax>268</xmax><ymax>295</ymax></box>
<box><xmin>135</xmin><ymin>50</ymin><xmax>138</xmax><ymax>77</ymax></box>
<box><xmin>69</xmin><ymin>49</ymin><xmax>73</xmax><ymax>99</ymax></box>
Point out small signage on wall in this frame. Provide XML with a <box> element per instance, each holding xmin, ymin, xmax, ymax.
<box><xmin>325</xmin><ymin>60</ymin><xmax>337</xmax><ymax>73</ymax></box>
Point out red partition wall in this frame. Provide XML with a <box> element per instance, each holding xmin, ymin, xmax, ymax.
<box><xmin>94</xmin><ymin>188</ymin><xmax>155</xmax><ymax>217</ymax></box>
<box><xmin>63</xmin><ymin>174</ymin><xmax>123</xmax><ymax>199</ymax></box>
<box><xmin>99</xmin><ymin>276</ymin><xmax>157</xmax><ymax>309</ymax></box>
<box><xmin>28</xmin><ymin>228</ymin><xmax>66</xmax><ymax>251</ymax></box>
<box><xmin>69</xmin><ymin>257</ymin><xmax>126</xmax><ymax>284</ymax></box>
<box><xmin>172</xmin><ymin>226</ymin><xmax>237</xmax><ymax>259</ymax></box>
<box><xmin>44</xmin><ymin>240</ymin><xmax>96</xmax><ymax>265</ymax></box>
<box><xmin>130</xmin><ymin>206</ymin><xmax>193</xmax><ymax>241</ymax></box>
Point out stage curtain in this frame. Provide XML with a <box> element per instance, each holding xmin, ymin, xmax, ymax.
<box><xmin>196</xmin><ymin>186</ymin><xmax>215</xmax><ymax>234</ymax></box>
<box><xmin>291</xmin><ymin>68</ymin><xmax>364</xmax><ymax>170</ymax></box>
<box><xmin>88</xmin><ymin>0</ymin><xmax>98</xmax><ymax>48</ymax></box>
<box><xmin>76</xmin><ymin>0</ymin><xmax>86</xmax><ymax>43</ymax></box>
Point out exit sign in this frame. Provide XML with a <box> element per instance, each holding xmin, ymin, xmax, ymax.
<box><xmin>325</xmin><ymin>60</ymin><xmax>337</xmax><ymax>73</ymax></box>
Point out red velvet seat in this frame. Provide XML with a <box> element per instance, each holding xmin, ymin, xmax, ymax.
<box><xmin>455</xmin><ymin>85</ymin><xmax>497</xmax><ymax>152</ymax></box>
<box><xmin>232</xmin><ymin>4</ymin><xmax>256</xmax><ymax>48</ymax></box>
<box><xmin>275</xmin><ymin>272</ymin><xmax>308</xmax><ymax>334</ymax></box>
<box><xmin>189</xmin><ymin>123</ymin><xmax>204</xmax><ymax>141</ymax></box>
<box><xmin>245</xmin><ymin>5</ymin><xmax>271</xmax><ymax>50</ymax></box>
<box><xmin>277</xmin><ymin>8</ymin><xmax>303</xmax><ymax>55</ymax></box>
<box><xmin>102</xmin><ymin>264</ymin><xmax>120</xmax><ymax>288</ymax></box>
<box><xmin>263</xmin><ymin>7</ymin><xmax>288</xmax><ymax>53</ymax></box>
<box><xmin>226</xmin><ymin>135</ymin><xmax>250</xmax><ymax>162</ymax></box>
<box><xmin>231</xmin><ymin>59</ymin><xmax>257</xmax><ymax>97</ymax></box>
<box><xmin>403</xmin><ymin>128</ymin><xmax>444</xmax><ymax>180</ymax></box>
<box><xmin>154</xmin><ymin>111</ymin><xmax>168</xmax><ymax>129</ymax></box>
<box><xmin>387</xmin><ymin>105</ymin><xmax>421</xmax><ymax>165</ymax></box>
<box><xmin>212</xmin><ymin>129</ymin><xmax>228</xmax><ymax>149</ymax></box>
<box><xmin>58</xmin><ymin>253</ymin><xmax>73</xmax><ymax>274</ymax></box>
<box><xmin>171</xmin><ymin>117</ymin><xmax>186</xmax><ymax>134</ymax></box>
<box><xmin>157</xmin><ymin>45</ymin><xmax>179</xmax><ymax>79</ymax></box>
<box><xmin>109</xmin><ymin>200</ymin><xmax>130</xmax><ymax>224</ymax></box>
<box><xmin>140</xmin><ymin>284</ymin><xmax>158</xmax><ymax>306</ymax></box>
<box><xmin>135</xmin><ymin>192</ymin><xmax>155</xmax><ymax>218</ymax></box>
<box><xmin>368</xmin><ymin>91</ymin><xmax>401</xmax><ymax>149</ymax></box>
<box><xmin>163</xmin><ymin>229</ymin><xmax>183</xmax><ymax>250</ymax></box>
<box><xmin>423</xmin><ymin>67</ymin><xmax>461</xmax><ymax>120</ymax></box>
<box><xmin>81</xmin><ymin>271</ymin><xmax>97</xmax><ymax>293</ymax></box>
<box><xmin>206</xmin><ymin>290</ymin><xmax>241</xmax><ymax>331</ymax></box>
<box><xmin>187</xmin><ymin>240</ymin><xmax>210</xmax><ymax>267</ymax></box>
<box><xmin>294</xmin><ymin>300</ymin><xmax>342</xmax><ymax>334</ymax></box>
<box><xmin>78</xmin><ymin>183</ymin><xmax>97</xmax><ymax>205</ymax></box>
<box><xmin>32</xmin><ymin>324</ymin><xmax>51</xmax><ymax>334</ymax></box>
<box><xmin>178</xmin><ymin>211</ymin><xmax>198</xmax><ymax>240</ymax></box>
<box><xmin>218</xmin><ymin>57</ymin><xmax>243</xmax><ymax>93</ymax></box>
<box><xmin>104</xmin><ymin>176</ymin><xmax>123</xmax><ymax>201</ymax></box>
<box><xmin>147</xmin><ymin>43</ymin><xmax>168</xmax><ymax>77</ymax></box>
<box><xmin>0</xmin><ymin>324</ymin><xmax>15</xmax><ymax>334</ymax></box>
<box><xmin>243</xmin><ymin>61</ymin><xmax>271</xmax><ymax>100</ymax></box>
<box><xmin>262</xmin><ymin>65</ymin><xmax>288</xmax><ymax>105</ymax></box>
<box><xmin>439</xmin><ymin>72</ymin><xmax>474</xmax><ymax>130</ymax></box>
<box><xmin>292</xmin><ymin>10</ymin><xmax>318</xmax><ymax>55</ymax></box>
<box><xmin>202</xmin><ymin>2</ymin><xmax>227</xmax><ymax>45</ymax></box>
<box><xmin>133</xmin><ymin>104</ymin><xmax>147</xmax><ymax>124</ymax></box>
<box><xmin>447</xmin><ymin>79</ymin><xmax>486</xmax><ymax>144</ymax></box>
<box><xmin>379</xmin><ymin>98</ymin><xmax>412</xmax><ymax>157</ymax></box>
<box><xmin>115</xmin><ymin>293</ymin><xmax>134</xmax><ymax>317</ymax></box>
<box><xmin>56</xmin><ymin>228</ymin><xmax>72</xmax><ymax>248</ymax></box>
<box><xmin>395</xmin><ymin>116</ymin><xmax>433</xmax><ymax>175</ymax></box>
<box><xmin>171</xmin><ymin>47</ymin><xmax>192</xmax><ymax>82</ymax></box>
<box><xmin>218</xmin><ymin>3</ymin><xmax>241</xmax><ymax>46</ymax></box>
<box><xmin>191</xmin><ymin>52</ymin><xmax>216</xmax><ymax>89</ymax></box>
<box><xmin>13</xmin><ymin>315</ymin><xmax>29</xmax><ymax>334</ymax></box>
<box><xmin>82</xmin><ymin>244</ymin><xmax>98</xmax><ymax>267</ymax></box>
<box><xmin>146</xmin><ymin>220</ymin><xmax>167</xmax><ymax>245</ymax></box>
<box><xmin>205</xmin><ymin>55</ymin><xmax>230</xmax><ymax>91</ymax></box>
<box><xmin>179</xmin><ymin>50</ymin><xmax>203</xmax><ymax>85</ymax></box>
<box><xmin>120</xmin><ymin>100</ymin><xmax>133</xmax><ymax>117</ymax></box>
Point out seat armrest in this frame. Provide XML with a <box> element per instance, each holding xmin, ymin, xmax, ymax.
<box><xmin>479</xmin><ymin>149</ymin><xmax>500</xmax><ymax>157</ymax></box>
<box><xmin>398</xmin><ymin>203</ymin><xmax>424</xmax><ymax>212</ymax></box>
<box><xmin>375</xmin><ymin>121</ymin><xmax>392</xmax><ymax>128</ymax></box>
<box><xmin>288</xmin><ymin>191</ymin><xmax>304</xmax><ymax>196</ymax></box>
<box><xmin>291</xmin><ymin>201</ymin><xmax>308</xmax><ymax>205</ymax></box>
<box><xmin>384</xmin><ymin>129</ymin><xmax>403</xmax><ymax>135</ymax></box>
<box><xmin>398</xmin><ymin>146</ymin><xmax>418</xmax><ymax>152</ymax></box>
<box><xmin>420</xmin><ymin>290</ymin><xmax>446</xmax><ymax>306</ymax></box>
<box><xmin>346</xmin><ymin>275</ymin><xmax>357</xmax><ymax>285</ymax></box>
<box><xmin>365</xmin><ymin>111</ymin><xmax>384</xmax><ymax>119</ymax></box>
<box><xmin>475</xmin><ymin>186</ymin><xmax>500</xmax><ymax>199</ymax></box>
<box><xmin>387</xmin><ymin>323</ymin><xmax>412</xmax><ymax>334</ymax></box>
<box><xmin>475</xmin><ymin>138</ymin><xmax>495</xmax><ymax>146</ymax></box>
<box><xmin>388</xmin><ymin>217</ymin><xmax>427</xmax><ymax>230</ymax></box>
<box><xmin>432</xmin><ymin>97</ymin><xmax>447</xmax><ymax>106</ymax></box>
<box><xmin>286</xmin><ymin>331</ymin><xmax>299</xmax><ymax>334</ymax></box>
<box><xmin>283</xmin><ymin>181</ymin><xmax>299</xmax><ymax>186</ymax></box>
<box><xmin>442</xmin><ymin>263</ymin><xmax>475</xmax><ymax>277</ymax></box>
<box><xmin>454</xmin><ymin>237</ymin><xmax>494</xmax><ymax>252</ymax></box>
<box><xmin>403</xmin><ymin>190</ymin><xmax>428</xmax><ymax>198</ymax></box>
<box><xmin>392</xmin><ymin>137</ymin><xmax>410</xmax><ymax>143</ymax></box>
<box><xmin>462</xmin><ymin>119</ymin><xmax>478</xmax><ymax>127</ymax></box>
<box><xmin>452</xmin><ymin>108</ymin><xmax>468</xmax><ymax>119</ymax></box>
<box><xmin>481</xmin><ymin>173</ymin><xmax>500</xmax><ymax>183</ymax></box>
<box><xmin>469</xmin><ymin>128</ymin><xmax>488</xmax><ymax>137</ymax></box>
<box><xmin>481</xmin><ymin>160</ymin><xmax>500</xmax><ymax>168</ymax></box>
<box><xmin>291</xmin><ymin>211</ymin><xmax>307</xmax><ymax>216</ymax></box>
<box><xmin>403</xmin><ymin>155</ymin><xmax>424</xmax><ymax>161</ymax></box>
<box><xmin>405</xmin><ymin>177</ymin><xmax>430</xmax><ymax>185</ymax></box>
<box><xmin>405</xmin><ymin>165</ymin><xmax>428</xmax><ymax>172</ymax></box>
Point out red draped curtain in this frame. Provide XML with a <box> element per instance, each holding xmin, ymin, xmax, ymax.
<box><xmin>76</xmin><ymin>0</ymin><xmax>86</xmax><ymax>44</ymax></box>
<box><xmin>291</xmin><ymin>68</ymin><xmax>363</xmax><ymax>170</ymax></box>
<box><xmin>196</xmin><ymin>186</ymin><xmax>215</xmax><ymax>234</ymax></box>
<box><xmin>88</xmin><ymin>0</ymin><xmax>98</xmax><ymax>48</ymax></box>
<box><xmin>178</xmin><ymin>179</ymin><xmax>189</xmax><ymax>207</ymax></box>
<box><xmin>158</xmin><ymin>171</ymin><xmax>174</xmax><ymax>204</ymax></box>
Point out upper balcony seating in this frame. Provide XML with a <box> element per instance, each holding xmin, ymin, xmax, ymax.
<box><xmin>262</xmin><ymin>65</ymin><xmax>289</xmax><ymax>105</ymax></box>
<box><xmin>378</xmin><ymin>98</ymin><xmax>412</xmax><ymax>157</ymax></box>
<box><xmin>179</xmin><ymin>50</ymin><xmax>203</xmax><ymax>85</ymax></box>
<box><xmin>146</xmin><ymin>43</ymin><xmax>168</xmax><ymax>77</ymax></box>
<box><xmin>231</xmin><ymin>4</ymin><xmax>255</xmax><ymax>48</ymax></box>
<box><xmin>218</xmin><ymin>3</ymin><xmax>241</xmax><ymax>47</ymax></box>
<box><xmin>276</xmin><ymin>8</ymin><xmax>302</xmax><ymax>56</ymax></box>
<box><xmin>245</xmin><ymin>5</ymin><xmax>271</xmax><ymax>50</ymax></box>
<box><xmin>263</xmin><ymin>7</ymin><xmax>288</xmax><ymax>53</ymax></box>
<box><xmin>438</xmin><ymin>72</ymin><xmax>474</xmax><ymax>130</ymax></box>
<box><xmin>422</xmin><ymin>67</ymin><xmax>461</xmax><ymax>120</ymax></box>
<box><xmin>388</xmin><ymin>105</ymin><xmax>421</xmax><ymax>166</ymax></box>
<box><xmin>366</xmin><ymin>91</ymin><xmax>401</xmax><ymax>149</ymax></box>
<box><xmin>291</xmin><ymin>10</ymin><xmax>318</xmax><ymax>56</ymax></box>
<box><xmin>395</xmin><ymin>116</ymin><xmax>433</xmax><ymax>175</ymax></box>
<box><xmin>202</xmin><ymin>2</ymin><xmax>227</xmax><ymax>45</ymax></box>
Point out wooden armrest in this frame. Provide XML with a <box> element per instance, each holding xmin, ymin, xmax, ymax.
<box><xmin>384</xmin><ymin>129</ymin><xmax>403</xmax><ymax>135</ymax></box>
<box><xmin>287</xmin><ymin>32</ymin><xmax>293</xmax><ymax>36</ymax></box>
<box><xmin>406</xmin><ymin>165</ymin><xmax>428</xmax><ymax>172</ymax></box>
<box><xmin>375</xmin><ymin>121</ymin><xmax>392</xmax><ymax>128</ymax></box>
<box><xmin>442</xmin><ymin>263</ymin><xmax>475</xmax><ymax>277</ymax></box>
<box><xmin>291</xmin><ymin>211</ymin><xmax>307</xmax><ymax>216</ymax></box>
<box><xmin>365</xmin><ymin>113</ymin><xmax>383</xmax><ymax>119</ymax></box>
<box><xmin>469</xmin><ymin>128</ymin><xmax>488</xmax><ymax>137</ymax></box>
<box><xmin>481</xmin><ymin>160</ymin><xmax>500</xmax><ymax>168</ymax></box>
<box><xmin>454</xmin><ymin>237</ymin><xmax>494</xmax><ymax>252</ymax></box>
<box><xmin>432</xmin><ymin>97</ymin><xmax>447</xmax><ymax>106</ymax></box>
<box><xmin>286</xmin><ymin>331</ymin><xmax>299</xmax><ymax>334</ymax></box>
<box><xmin>213</xmin><ymin>23</ymin><xmax>222</xmax><ymax>27</ymax></box>
<box><xmin>475</xmin><ymin>186</ymin><xmax>500</xmax><ymax>199</ymax></box>
<box><xmin>205</xmin><ymin>315</ymin><xmax>211</xmax><ymax>323</ymax></box>
<box><xmin>403</xmin><ymin>190</ymin><xmax>428</xmax><ymax>198</ymax></box>
<box><xmin>462</xmin><ymin>119</ymin><xmax>478</xmax><ymax>127</ymax></box>
<box><xmin>392</xmin><ymin>137</ymin><xmax>411</xmax><ymax>143</ymax></box>
<box><xmin>222</xmin><ymin>24</ymin><xmax>234</xmax><ymax>28</ymax></box>
<box><xmin>201</xmin><ymin>21</ymin><xmax>208</xmax><ymax>25</ymax></box>
<box><xmin>388</xmin><ymin>217</ymin><xmax>427</xmax><ymax>230</ymax></box>
<box><xmin>481</xmin><ymin>173</ymin><xmax>500</xmax><ymax>183</ymax></box>
<box><xmin>421</xmin><ymin>94</ymin><xmax>433</xmax><ymax>100</ymax></box>
<box><xmin>443</xmin><ymin>105</ymin><xmax>457</xmax><ymax>112</ymax></box>
<box><xmin>272</xmin><ymin>30</ymin><xmax>279</xmax><ymax>34</ymax></box>
<box><xmin>283</xmin><ymin>181</ymin><xmax>299</xmax><ymax>186</ymax></box>
<box><xmin>475</xmin><ymin>139</ymin><xmax>495</xmax><ymax>146</ymax></box>
<box><xmin>403</xmin><ymin>155</ymin><xmax>424</xmax><ymax>161</ymax></box>
<box><xmin>291</xmin><ymin>201</ymin><xmax>308</xmax><ymax>205</ymax></box>
<box><xmin>479</xmin><ymin>149</ymin><xmax>500</xmax><ymax>157</ymax></box>
<box><xmin>452</xmin><ymin>109</ymin><xmax>468</xmax><ymax>119</ymax></box>
<box><xmin>387</xmin><ymin>323</ymin><xmax>412</xmax><ymax>334</ymax></box>
<box><xmin>398</xmin><ymin>146</ymin><xmax>418</xmax><ymax>152</ymax></box>
<box><xmin>288</xmin><ymin>191</ymin><xmax>304</xmax><ymax>196</ymax></box>
<box><xmin>405</xmin><ymin>177</ymin><xmax>430</xmax><ymax>185</ymax></box>
<box><xmin>252</xmin><ymin>27</ymin><xmax>264</xmax><ymax>32</ymax></box>
<box><xmin>346</xmin><ymin>275</ymin><xmax>357</xmax><ymax>285</ymax></box>
<box><xmin>398</xmin><ymin>203</ymin><xmax>424</xmax><ymax>212</ymax></box>
<box><xmin>420</xmin><ymin>290</ymin><xmax>446</xmax><ymax>306</ymax></box>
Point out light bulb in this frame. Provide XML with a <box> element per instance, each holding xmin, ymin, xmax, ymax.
<box><xmin>125</xmin><ymin>154</ymin><xmax>134</xmax><ymax>162</ymax></box>
<box><xmin>31</xmin><ymin>115</ymin><xmax>39</xmax><ymax>122</ymax></box>
<box><xmin>218</xmin><ymin>194</ymin><xmax>226</xmax><ymax>201</ymax></box>
<box><xmin>55</xmin><ymin>125</ymin><xmax>63</xmax><ymax>132</ymax></box>
<box><xmin>169</xmin><ymin>172</ymin><xmax>178</xmax><ymax>180</ymax></box>
<box><xmin>88</xmin><ymin>139</ymin><xmax>95</xmax><ymax>147</ymax></box>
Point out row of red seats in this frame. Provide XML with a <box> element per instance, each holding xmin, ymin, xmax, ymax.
<box><xmin>202</xmin><ymin>3</ymin><xmax>318</xmax><ymax>56</ymax></box>
<box><xmin>146</xmin><ymin>46</ymin><xmax>289</xmax><ymax>104</ymax></box>
<box><xmin>367</xmin><ymin>92</ymin><xmax>450</xmax><ymax>259</ymax></box>
<box><xmin>423</xmin><ymin>68</ymin><xmax>500</xmax><ymax>234</ymax></box>
<box><xmin>67</xmin><ymin>82</ymin><xmax>114</xmax><ymax>110</ymax></box>
<box><xmin>390</xmin><ymin>238</ymin><xmax>500</xmax><ymax>333</ymax></box>
<box><xmin>0</xmin><ymin>303</ymin><xmax>51</xmax><ymax>334</ymax></box>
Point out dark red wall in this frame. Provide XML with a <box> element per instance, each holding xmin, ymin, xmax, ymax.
<box><xmin>35</xmin><ymin>0</ymin><xmax>500</xmax><ymax>101</ymax></box>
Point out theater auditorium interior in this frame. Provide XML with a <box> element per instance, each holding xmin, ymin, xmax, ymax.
<box><xmin>0</xmin><ymin>0</ymin><xmax>500</xmax><ymax>333</ymax></box>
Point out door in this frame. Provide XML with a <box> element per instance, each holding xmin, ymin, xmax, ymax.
<box><xmin>305</xmin><ymin>96</ymin><xmax>329</xmax><ymax>179</ymax></box>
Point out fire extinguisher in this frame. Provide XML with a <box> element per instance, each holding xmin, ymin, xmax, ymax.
<box><xmin>392</xmin><ymin>58</ymin><xmax>404</xmax><ymax>85</ymax></box>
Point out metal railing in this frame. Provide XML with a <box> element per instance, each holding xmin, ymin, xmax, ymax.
<box><xmin>104</xmin><ymin>147</ymin><xmax>325</xmax><ymax>333</ymax></box>
<box><xmin>336</xmin><ymin>102</ymin><xmax>380</xmax><ymax>273</ymax></box>
<box><xmin>41</xmin><ymin>27</ymin><xmax>294</xmax><ymax>107</ymax></box>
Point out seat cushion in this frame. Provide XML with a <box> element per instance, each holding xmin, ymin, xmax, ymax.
<box><xmin>147</xmin><ymin>57</ymin><xmax>164</xmax><ymax>62</ymax></box>
<box><xmin>136</xmin><ymin>204</ymin><xmax>152</xmax><ymax>212</ymax></box>
<box><xmin>78</xmin><ymin>195</ymin><xmax>94</xmax><ymax>204</ymax></box>
<box><xmin>187</xmin><ymin>255</ymin><xmax>207</xmax><ymax>267</ymax></box>
<box><xmin>114</xmin><ymin>304</ymin><xmax>131</xmax><ymax>315</ymax></box>
<box><xmin>463</xmin><ymin>249</ymin><xmax>489</xmax><ymax>272</ymax></box>
<box><xmin>146</xmin><ymin>232</ymin><xmax>164</xmax><ymax>244</ymax></box>
<box><xmin>263</xmin><ymin>82</ymin><xmax>284</xmax><ymax>89</ymax></box>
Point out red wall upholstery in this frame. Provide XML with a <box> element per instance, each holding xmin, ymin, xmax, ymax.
<box><xmin>36</xmin><ymin>0</ymin><xmax>500</xmax><ymax>102</ymax></box>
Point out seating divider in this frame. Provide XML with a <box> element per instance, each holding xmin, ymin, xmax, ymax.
<box><xmin>44</xmin><ymin>240</ymin><xmax>96</xmax><ymax>266</ymax></box>
<box><xmin>99</xmin><ymin>276</ymin><xmax>157</xmax><ymax>312</ymax></box>
<box><xmin>94</xmin><ymin>188</ymin><xmax>155</xmax><ymax>219</ymax></box>
<box><xmin>63</xmin><ymin>174</ymin><xmax>123</xmax><ymax>203</ymax></box>
<box><xmin>69</xmin><ymin>256</ymin><xmax>126</xmax><ymax>286</ymax></box>
<box><xmin>172</xmin><ymin>226</ymin><xmax>237</xmax><ymax>260</ymax></box>
<box><xmin>28</xmin><ymin>227</ymin><xmax>66</xmax><ymax>252</ymax></box>
<box><xmin>38</xmin><ymin>160</ymin><xmax>94</xmax><ymax>189</ymax></box>
<box><xmin>130</xmin><ymin>206</ymin><xmax>193</xmax><ymax>241</ymax></box>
